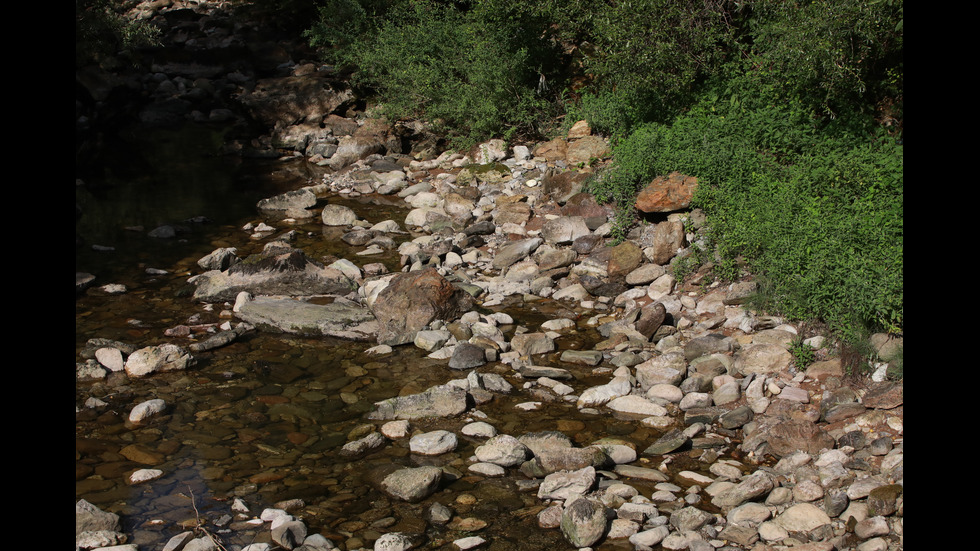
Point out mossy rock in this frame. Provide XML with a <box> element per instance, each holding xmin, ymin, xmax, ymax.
<box><xmin>457</xmin><ymin>162</ymin><xmax>511</xmax><ymax>186</ymax></box>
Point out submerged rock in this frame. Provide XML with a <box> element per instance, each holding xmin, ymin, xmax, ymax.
<box><xmin>191</xmin><ymin>248</ymin><xmax>357</xmax><ymax>302</ymax></box>
<box><xmin>235</xmin><ymin>295</ymin><xmax>378</xmax><ymax>340</ymax></box>
<box><xmin>368</xmin><ymin>384</ymin><xmax>470</xmax><ymax>420</ymax></box>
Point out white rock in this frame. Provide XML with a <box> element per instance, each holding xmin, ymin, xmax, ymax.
<box><xmin>128</xmin><ymin>469</ymin><xmax>164</xmax><ymax>484</ymax></box>
<box><xmin>453</xmin><ymin>535</ymin><xmax>486</xmax><ymax>550</ymax></box>
<box><xmin>461</xmin><ymin>421</ymin><xmax>497</xmax><ymax>438</ymax></box>
<box><xmin>95</xmin><ymin>347</ymin><xmax>125</xmax><ymax>372</ymax></box>
<box><xmin>129</xmin><ymin>399</ymin><xmax>166</xmax><ymax>423</ymax></box>
<box><xmin>410</xmin><ymin>430</ymin><xmax>458</xmax><ymax>455</ymax></box>
<box><xmin>381</xmin><ymin>420</ymin><xmax>411</xmax><ymax>439</ymax></box>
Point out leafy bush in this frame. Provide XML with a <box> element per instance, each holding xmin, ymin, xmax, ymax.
<box><xmin>308</xmin><ymin>0</ymin><xmax>560</xmax><ymax>147</ymax></box>
<box><xmin>591</xmin><ymin>64</ymin><xmax>903</xmax><ymax>342</ymax></box>
<box><xmin>302</xmin><ymin>0</ymin><xmax>903</xmax><ymax>343</ymax></box>
<box><xmin>788</xmin><ymin>337</ymin><xmax>817</xmax><ymax>370</ymax></box>
<box><xmin>76</xmin><ymin>0</ymin><xmax>161</xmax><ymax>67</ymax></box>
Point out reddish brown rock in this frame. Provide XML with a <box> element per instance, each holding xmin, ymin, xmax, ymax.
<box><xmin>544</xmin><ymin>172</ymin><xmax>590</xmax><ymax>204</ymax></box>
<box><xmin>371</xmin><ymin>268</ymin><xmax>474</xmax><ymax>346</ymax></box>
<box><xmin>862</xmin><ymin>381</ymin><xmax>903</xmax><ymax>409</ymax></box>
<box><xmin>534</xmin><ymin>138</ymin><xmax>568</xmax><ymax>161</ymax></box>
<box><xmin>635</xmin><ymin>302</ymin><xmax>667</xmax><ymax>340</ymax></box>
<box><xmin>567</xmin><ymin>120</ymin><xmax>592</xmax><ymax>139</ymax></box>
<box><xmin>635</xmin><ymin>172</ymin><xmax>698</xmax><ymax>213</ymax></box>
<box><xmin>119</xmin><ymin>444</ymin><xmax>166</xmax><ymax>466</ymax></box>
<box><xmin>766</xmin><ymin>419</ymin><xmax>836</xmax><ymax>457</ymax></box>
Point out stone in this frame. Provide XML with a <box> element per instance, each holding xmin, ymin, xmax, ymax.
<box><xmin>560</xmin><ymin>497</ymin><xmax>608</xmax><ymax>547</ymax></box>
<box><xmin>732</xmin><ymin>343</ymin><xmax>794</xmax><ymax>376</ymax></box>
<box><xmin>76</xmin><ymin>499</ymin><xmax>121</xmax><ymax>535</ymax></box>
<box><xmin>94</xmin><ymin>347</ymin><xmax>125</xmax><ymax>372</ymax></box>
<box><xmin>198</xmin><ymin>247</ymin><xmax>240</xmax><ymax>271</ymax></box>
<box><xmin>635</xmin><ymin>302</ymin><xmax>667</xmax><ymax>339</ymax></box>
<box><xmin>368</xmin><ymin>384</ymin><xmax>469</xmax><ymax>420</ymax></box>
<box><xmin>649</xmin><ymin>221</ymin><xmax>685</xmax><ymax>265</ymax></box>
<box><xmin>862</xmin><ymin>381</ymin><xmax>903</xmax><ymax>409</ymax></box>
<box><xmin>510</xmin><ymin>333</ymin><xmax>555</xmax><ymax>356</ymax></box>
<box><xmin>475</xmin><ymin>435</ymin><xmax>530</xmax><ymax>467</ymax></box>
<box><xmin>257</xmin><ymin>188</ymin><xmax>317</xmax><ymax>214</ymax></box>
<box><xmin>538</xmin><ymin>466</ymin><xmax>597</xmax><ymax>500</ymax></box>
<box><xmin>711</xmin><ymin>471</ymin><xmax>776</xmax><ymax>511</ymax></box>
<box><xmin>192</xmin><ymin>249</ymin><xmax>357</xmax><ymax>302</ymax></box>
<box><xmin>320</xmin><ymin>204</ymin><xmax>359</xmax><ymax>226</ymax></box>
<box><xmin>124</xmin><ymin>344</ymin><xmax>193</xmax><ymax>378</ymax></box>
<box><xmin>448</xmin><ymin>342</ymin><xmax>488</xmax><ymax>369</ymax></box>
<box><xmin>541</xmin><ymin>216</ymin><xmax>591</xmax><ymax>245</ymax></box>
<box><xmin>766</xmin><ymin>419</ymin><xmax>836</xmax><ymax>457</ymax></box>
<box><xmin>566</xmin><ymin>135</ymin><xmax>611</xmax><ymax>165</ymax></box>
<box><xmin>774</xmin><ymin>503</ymin><xmax>832</xmax><ymax>534</ymax></box>
<box><xmin>410</xmin><ymin>430</ymin><xmax>458</xmax><ymax>455</ymax></box>
<box><xmin>374</xmin><ymin>532</ymin><xmax>418</xmax><ymax>551</ymax></box>
<box><xmin>492</xmin><ymin>238</ymin><xmax>542</xmax><ymax>270</ymax></box>
<box><xmin>271</xmin><ymin>519</ymin><xmax>307</xmax><ymax>549</ymax></box>
<box><xmin>129</xmin><ymin>399</ymin><xmax>167</xmax><ymax>423</ymax></box>
<box><xmin>381</xmin><ymin>466</ymin><xmax>443</xmax><ymax>502</ymax></box>
<box><xmin>235</xmin><ymin>296</ymin><xmax>378</xmax><ymax>341</ymax></box>
<box><xmin>370</xmin><ymin>269</ymin><xmax>474</xmax><ymax>346</ymax></box>
<box><xmin>643</xmin><ymin>428</ymin><xmax>690</xmax><ymax>456</ymax></box>
<box><xmin>606</xmin><ymin>395</ymin><xmax>667</xmax><ymax>417</ymax></box>
<box><xmin>635</xmin><ymin>172</ymin><xmax>698</xmax><ymax>213</ymax></box>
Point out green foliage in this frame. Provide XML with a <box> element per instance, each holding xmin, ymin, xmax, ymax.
<box><xmin>744</xmin><ymin>0</ymin><xmax>904</xmax><ymax>120</ymax></box>
<box><xmin>576</xmin><ymin>0</ymin><xmax>738</xmax><ymax>137</ymax></box>
<box><xmin>75</xmin><ymin>0</ymin><xmax>161</xmax><ymax>67</ymax></box>
<box><xmin>591</xmin><ymin>64</ymin><xmax>903</xmax><ymax>342</ymax></box>
<box><xmin>788</xmin><ymin>337</ymin><xmax>817</xmax><ymax>369</ymax></box>
<box><xmin>304</xmin><ymin>0</ymin><xmax>393</xmax><ymax>63</ymax></box>
<box><xmin>307</xmin><ymin>0</ymin><xmax>559</xmax><ymax>147</ymax></box>
<box><xmin>301</xmin><ymin>0</ymin><xmax>903</xmax><ymax>343</ymax></box>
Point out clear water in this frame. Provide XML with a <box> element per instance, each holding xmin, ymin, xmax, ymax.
<box><xmin>75</xmin><ymin>124</ymin><xmax>722</xmax><ymax>551</ymax></box>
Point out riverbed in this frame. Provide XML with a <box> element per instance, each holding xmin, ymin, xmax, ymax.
<box><xmin>76</xmin><ymin>126</ymin><xmax>737</xmax><ymax>551</ymax></box>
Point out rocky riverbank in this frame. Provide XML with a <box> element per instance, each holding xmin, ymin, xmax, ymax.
<box><xmin>77</xmin><ymin>122</ymin><xmax>904</xmax><ymax>551</ymax></box>
<box><xmin>76</xmin><ymin>2</ymin><xmax>903</xmax><ymax>551</ymax></box>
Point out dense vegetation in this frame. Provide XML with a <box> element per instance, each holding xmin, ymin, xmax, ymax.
<box><xmin>305</xmin><ymin>0</ymin><xmax>902</xmax><ymax>348</ymax></box>
<box><xmin>77</xmin><ymin>0</ymin><xmax>900</xmax><ymax>352</ymax></box>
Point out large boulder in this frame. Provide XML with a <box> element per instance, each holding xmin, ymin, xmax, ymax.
<box><xmin>370</xmin><ymin>268</ymin><xmax>474</xmax><ymax>346</ymax></box>
<box><xmin>235</xmin><ymin>295</ymin><xmax>378</xmax><ymax>340</ymax></box>
<box><xmin>238</xmin><ymin>73</ymin><xmax>354</xmax><ymax>129</ymax></box>
<box><xmin>635</xmin><ymin>172</ymin><xmax>698</xmax><ymax>213</ymax></box>
<box><xmin>368</xmin><ymin>384</ymin><xmax>470</xmax><ymax>420</ymax></box>
<box><xmin>190</xmin><ymin>248</ymin><xmax>357</xmax><ymax>302</ymax></box>
<box><xmin>256</xmin><ymin>188</ymin><xmax>318</xmax><ymax>219</ymax></box>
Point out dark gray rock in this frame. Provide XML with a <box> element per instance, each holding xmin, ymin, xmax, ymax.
<box><xmin>448</xmin><ymin>342</ymin><xmax>487</xmax><ymax>369</ymax></box>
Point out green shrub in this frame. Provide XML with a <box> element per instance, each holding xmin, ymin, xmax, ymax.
<box><xmin>76</xmin><ymin>0</ymin><xmax>161</xmax><ymax>67</ymax></box>
<box><xmin>591</xmin><ymin>65</ymin><xmax>903</xmax><ymax>342</ymax></box>
<box><xmin>309</xmin><ymin>0</ymin><xmax>559</xmax><ymax>147</ymax></box>
<box><xmin>788</xmin><ymin>337</ymin><xmax>817</xmax><ymax>370</ymax></box>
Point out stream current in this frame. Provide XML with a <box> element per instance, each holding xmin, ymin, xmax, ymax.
<box><xmin>75</xmin><ymin>124</ymin><xmax>730</xmax><ymax>551</ymax></box>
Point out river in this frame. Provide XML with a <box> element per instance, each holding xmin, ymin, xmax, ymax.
<box><xmin>75</xmin><ymin>123</ymin><xmax>725</xmax><ymax>551</ymax></box>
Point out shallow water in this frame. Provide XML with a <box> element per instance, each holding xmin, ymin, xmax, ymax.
<box><xmin>75</xmin><ymin>126</ymin><xmax>730</xmax><ymax>550</ymax></box>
